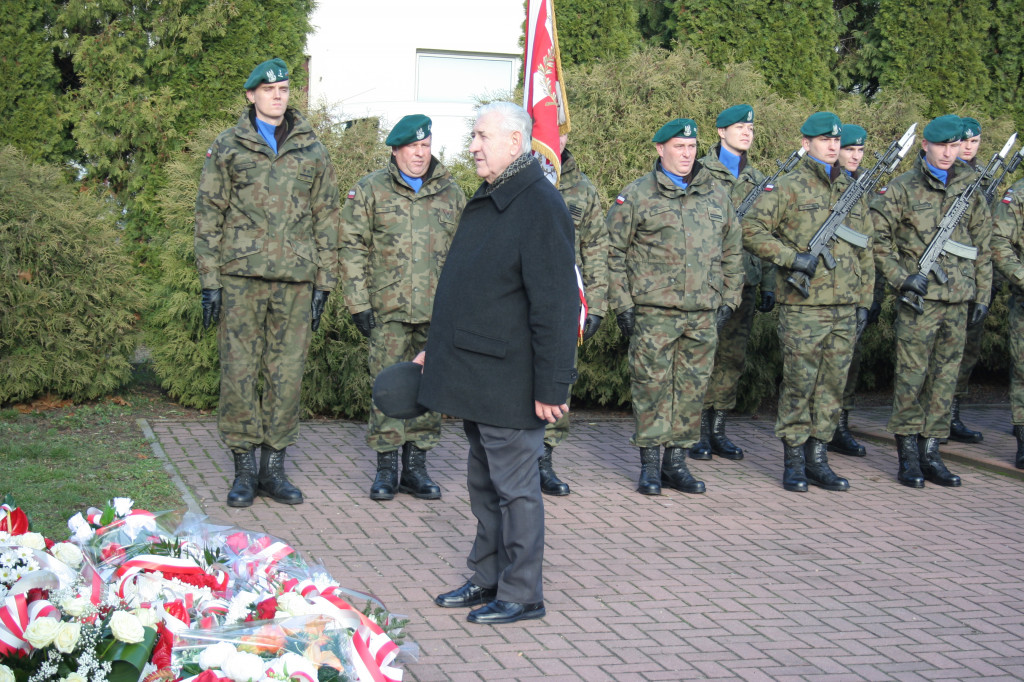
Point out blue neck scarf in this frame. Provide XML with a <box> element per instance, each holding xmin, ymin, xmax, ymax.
<box><xmin>926</xmin><ymin>160</ymin><xmax>948</xmax><ymax>185</ymax></box>
<box><xmin>400</xmin><ymin>170</ymin><xmax>424</xmax><ymax>193</ymax></box>
<box><xmin>718</xmin><ymin>146</ymin><xmax>742</xmax><ymax>178</ymax></box>
<box><xmin>662</xmin><ymin>167</ymin><xmax>688</xmax><ymax>190</ymax></box>
<box><xmin>808</xmin><ymin>155</ymin><xmax>832</xmax><ymax>174</ymax></box>
<box><xmin>255</xmin><ymin>118</ymin><xmax>278</xmax><ymax>154</ymax></box>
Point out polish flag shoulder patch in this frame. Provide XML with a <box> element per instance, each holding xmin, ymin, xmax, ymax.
<box><xmin>764</xmin><ymin>184</ymin><xmax>774</xmax><ymax>192</ymax></box>
<box><xmin>877</xmin><ymin>186</ymin><xmax>888</xmax><ymax>195</ymax></box>
<box><xmin>616</xmin><ymin>195</ymin><xmax>626</xmax><ymax>205</ymax></box>
<box><xmin>206</xmin><ymin>148</ymin><xmax>212</xmax><ymax>158</ymax></box>
<box><xmin>1003</xmin><ymin>191</ymin><xmax>1014</xmax><ymax>204</ymax></box>
<box><xmin>347</xmin><ymin>189</ymin><xmax>357</xmax><ymax>200</ymax></box>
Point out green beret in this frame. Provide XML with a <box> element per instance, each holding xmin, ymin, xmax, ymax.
<box><xmin>841</xmin><ymin>124</ymin><xmax>867</xmax><ymax>148</ymax></box>
<box><xmin>716</xmin><ymin>104</ymin><xmax>754</xmax><ymax>128</ymax></box>
<box><xmin>961</xmin><ymin>116</ymin><xmax>982</xmax><ymax>139</ymax></box>
<box><xmin>652</xmin><ymin>118</ymin><xmax>698</xmax><ymax>143</ymax></box>
<box><xmin>924</xmin><ymin>114</ymin><xmax>965</xmax><ymax>143</ymax></box>
<box><xmin>800</xmin><ymin>112</ymin><xmax>842</xmax><ymax>138</ymax></box>
<box><xmin>244</xmin><ymin>58</ymin><xmax>288</xmax><ymax>90</ymax></box>
<box><xmin>385</xmin><ymin>114</ymin><xmax>432</xmax><ymax>147</ymax></box>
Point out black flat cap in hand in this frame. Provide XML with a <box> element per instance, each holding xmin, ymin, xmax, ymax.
<box><xmin>372</xmin><ymin>361</ymin><xmax>428</xmax><ymax>419</ymax></box>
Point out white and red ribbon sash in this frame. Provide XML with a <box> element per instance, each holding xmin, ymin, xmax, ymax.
<box><xmin>0</xmin><ymin>593</ymin><xmax>58</xmax><ymax>656</ymax></box>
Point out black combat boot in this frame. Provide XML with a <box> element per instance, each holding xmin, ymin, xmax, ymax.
<box><xmin>661</xmin><ymin>446</ymin><xmax>706</xmax><ymax>494</ymax></box>
<box><xmin>781</xmin><ymin>441</ymin><xmax>808</xmax><ymax>492</ymax></box>
<box><xmin>227</xmin><ymin>447</ymin><xmax>258</xmax><ymax>508</ymax></box>
<box><xmin>828</xmin><ymin>409</ymin><xmax>866</xmax><ymax>457</ymax></box>
<box><xmin>895</xmin><ymin>434</ymin><xmax>924</xmax><ymax>488</ymax></box>
<box><xmin>257</xmin><ymin>445</ymin><xmax>304</xmax><ymax>504</ymax></box>
<box><xmin>538</xmin><ymin>444</ymin><xmax>570</xmax><ymax>496</ymax></box>
<box><xmin>709</xmin><ymin>408</ymin><xmax>743</xmax><ymax>460</ymax></box>
<box><xmin>918</xmin><ymin>437</ymin><xmax>961</xmax><ymax>487</ymax></box>
<box><xmin>369</xmin><ymin>450</ymin><xmax>399</xmax><ymax>501</ymax></box>
<box><xmin>399</xmin><ymin>443</ymin><xmax>442</xmax><ymax>499</ymax></box>
<box><xmin>637</xmin><ymin>447</ymin><xmax>662</xmax><ymax>495</ymax></box>
<box><xmin>1014</xmin><ymin>425</ymin><xmax>1024</xmax><ymax>469</ymax></box>
<box><xmin>949</xmin><ymin>396</ymin><xmax>983</xmax><ymax>443</ymax></box>
<box><xmin>804</xmin><ymin>438</ymin><xmax>850</xmax><ymax>491</ymax></box>
<box><xmin>689</xmin><ymin>409</ymin><xmax>713</xmax><ymax>460</ymax></box>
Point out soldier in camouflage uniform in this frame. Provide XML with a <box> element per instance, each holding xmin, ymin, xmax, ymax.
<box><xmin>991</xmin><ymin>177</ymin><xmax>1024</xmax><ymax>468</ymax></box>
<box><xmin>339</xmin><ymin>114</ymin><xmax>466</xmax><ymax>501</ymax></box>
<box><xmin>195</xmin><ymin>58</ymin><xmax>340</xmax><ymax>508</ymax></box>
<box><xmin>948</xmin><ymin>116</ymin><xmax>987</xmax><ymax>443</ymax></box>
<box><xmin>828</xmin><ymin>124</ymin><xmax>883</xmax><ymax>458</ymax></box>
<box><xmin>695</xmin><ymin>104</ymin><xmax>776</xmax><ymax>462</ymax></box>
<box><xmin>870</xmin><ymin>114</ymin><xmax>993</xmax><ymax>488</ymax></box>
<box><xmin>606</xmin><ymin>118</ymin><xmax>744</xmax><ymax>496</ymax></box>
<box><xmin>538</xmin><ymin>133</ymin><xmax>609</xmax><ymax>496</ymax></box>
<box><xmin>742</xmin><ymin>112</ymin><xmax>874</xmax><ymax>493</ymax></box>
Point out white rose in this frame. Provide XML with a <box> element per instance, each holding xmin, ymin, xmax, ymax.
<box><xmin>0</xmin><ymin>663</ymin><xmax>16</xmax><ymax>682</ymax></box>
<box><xmin>134</xmin><ymin>606</ymin><xmax>159</xmax><ymax>629</ymax></box>
<box><xmin>112</xmin><ymin>498</ymin><xmax>134</xmax><ymax>516</ymax></box>
<box><xmin>198</xmin><ymin>641</ymin><xmax>238</xmax><ymax>670</ymax></box>
<box><xmin>51</xmin><ymin>542</ymin><xmax>84</xmax><ymax>569</ymax></box>
<box><xmin>53</xmin><ymin>621</ymin><xmax>82</xmax><ymax>654</ymax></box>
<box><xmin>14</xmin><ymin>533</ymin><xmax>46</xmax><ymax>551</ymax></box>
<box><xmin>275</xmin><ymin>652</ymin><xmax>318</xmax><ymax>680</ymax></box>
<box><xmin>221</xmin><ymin>651</ymin><xmax>266</xmax><ymax>682</ymax></box>
<box><xmin>109</xmin><ymin>610</ymin><xmax>145</xmax><ymax>644</ymax></box>
<box><xmin>61</xmin><ymin>673</ymin><xmax>87</xmax><ymax>682</ymax></box>
<box><xmin>60</xmin><ymin>596</ymin><xmax>91</xmax><ymax>618</ymax></box>
<box><xmin>24</xmin><ymin>616</ymin><xmax>60</xmax><ymax>649</ymax></box>
<box><xmin>275</xmin><ymin>592</ymin><xmax>309</xmax><ymax>616</ymax></box>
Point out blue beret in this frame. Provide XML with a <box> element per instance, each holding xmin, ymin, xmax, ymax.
<box><xmin>716</xmin><ymin>104</ymin><xmax>754</xmax><ymax>128</ymax></box>
<box><xmin>244</xmin><ymin>58</ymin><xmax>288</xmax><ymax>90</ymax></box>
<box><xmin>924</xmin><ymin>115</ymin><xmax>965</xmax><ymax>143</ymax></box>
<box><xmin>385</xmin><ymin>114</ymin><xmax>432</xmax><ymax>147</ymax></box>
<box><xmin>841</xmin><ymin>124</ymin><xmax>867</xmax><ymax>148</ymax></box>
<box><xmin>801</xmin><ymin>112</ymin><xmax>842</xmax><ymax>138</ymax></box>
<box><xmin>653</xmin><ymin>118</ymin><xmax>698</xmax><ymax>143</ymax></box>
<box><xmin>961</xmin><ymin>117</ymin><xmax>981</xmax><ymax>139</ymax></box>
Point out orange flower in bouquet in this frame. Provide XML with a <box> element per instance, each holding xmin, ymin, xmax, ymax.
<box><xmin>237</xmin><ymin>623</ymin><xmax>286</xmax><ymax>655</ymax></box>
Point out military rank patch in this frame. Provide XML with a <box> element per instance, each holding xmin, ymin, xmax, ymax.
<box><xmin>347</xmin><ymin>189</ymin><xmax>357</xmax><ymax>199</ymax></box>
<box><xmin>877</xmin><ymin>186</ymin><xmax>887</xmax><ymax>194</ymax></box>
<box><xmin>616</xmin><ymin>195</ymin><xmax>626</xmax><ymax>204</ymax></box>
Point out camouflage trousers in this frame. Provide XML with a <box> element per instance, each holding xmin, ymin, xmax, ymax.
<box><xmin>888</xmin><ymin>299</ymin><xmax>968</xmax><ymax>438</ymax></box>
<box><xmin>628</xmin><ymin>306</ymin><xmax>718</xmax><ymax>448</ymax></box>
<box><xmin>954</xmin><ymin>312</ymin><xmax>983</xmax><ymax>397</ymax></box>
<box><xmin>217</xmin><ymin>276</ymin><xmax>313</xmax><ymax>451</ymax></box>
<box><xmin>366</xmin><ymin>320</ymin><xmax>441</xmax><ymax>452</ymax></box>
<box><xmin>775</xmin><ymin>304</ymin><xmax>856</xmax><ymax>446</ymax></box>
<box><xmin>703</xmin><ymin>284</ymin><xmax>756</xmax><ymax>410</ymax></box>
<box><xmin>543</xmin><ymin>345</ymin><xmax>577</xmax><ymax>449</ymax></box>
<box><xmin>842</xmin><ymin>335</ymin><xmax>863</xmax><ymax>410</ymax></box>
<box><xmin>1009</xmin><ymin>295</ymin><xmax>1024</xmax><ymax>424</ymax></box>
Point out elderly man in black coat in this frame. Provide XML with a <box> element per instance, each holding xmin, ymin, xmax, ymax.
<box><xmin>416</xmin><ymin>101</ymin><xmax>580</xmax><ymax>625</ymax></box>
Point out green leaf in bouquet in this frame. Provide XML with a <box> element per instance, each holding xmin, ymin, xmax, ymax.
<box><xmin>101</xmin><ymin>625</ymin><xmax>158</xmax><ymax>682</ymax></box>
<box><xmin>99</xmin><ymin>505</ymin><xmax>116</xmax><ymax>526</ymax></box>
<box><xmin>317</xmin><ymin>666</ymin><xmax>345</xmax><ymax>682</ymax></box>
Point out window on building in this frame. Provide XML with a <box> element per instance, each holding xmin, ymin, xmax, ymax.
<box><xmin>416</xmin><ymin>51</ymin><xmax>519</xmax><ymax>103</ymax></box>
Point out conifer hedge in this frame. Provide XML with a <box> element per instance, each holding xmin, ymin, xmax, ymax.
<box><xmin>0</xmin><ymin>146</ymin><xmax>145</xmax><ymax>405</ymax></box>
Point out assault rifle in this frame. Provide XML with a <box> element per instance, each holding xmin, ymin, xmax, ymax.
<box><xmin>982</xmin><ymin>146</ymin><xmax>1023</xmax><ymax>205</ymax></box>
<box><xmin>786</xmin><ymin>123</ymin><xmax>918</xmax><ymax>298</ymax></box>
<box><xmin>899</xmin><ymin>132</ymin><xmax>1018</xmax><ymax>314</ymax></box>
<box><xmin>735</xmin><ymin>148</ymin><xmax>807</xmax><ymax>221</ymax></box>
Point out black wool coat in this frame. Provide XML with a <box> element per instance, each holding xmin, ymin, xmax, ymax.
<box><xmin>418</xmin><ymin>157</ymin><xmax>580</xmax><ymax>430</ymax></box>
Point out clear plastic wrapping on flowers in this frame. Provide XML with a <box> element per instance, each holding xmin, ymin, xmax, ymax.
<box><xmin>72</xmin><ymin>508</ymin><xmax>187</xmax><ymax>582</ymax></box>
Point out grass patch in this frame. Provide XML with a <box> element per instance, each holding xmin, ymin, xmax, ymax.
<box><xmin>0</xmin><ymin>363</ymin><xmax>197</xmax><ymax>539</ymax></box>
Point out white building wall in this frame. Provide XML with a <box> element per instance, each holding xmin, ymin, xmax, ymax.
<box><xmin>306</xmin><ymin>0</ymin><xmax>525</xmax><ymax>160</ymax></box>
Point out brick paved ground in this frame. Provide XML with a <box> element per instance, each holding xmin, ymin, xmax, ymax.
<box><xmin>145</xmin><ymin>403</ymin><xmax>1024</xmax><ymax>681</ymax></box>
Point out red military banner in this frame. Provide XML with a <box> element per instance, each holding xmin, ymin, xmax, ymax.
<box><xmin>523</xmin><ymin>0</ymin><xmax>570</xmax><ymax>185</ymax></box>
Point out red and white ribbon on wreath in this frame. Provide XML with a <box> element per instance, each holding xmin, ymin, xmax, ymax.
<box><xmin>85</xmin><ymin>509</ymin><xmax>156</xmax><ymax>537</ymax></box>
<box><xmin>314</xmin><ymin>586</ymin><xmax>402</xmax><ymax>682</ymax></box>
<box><xmin>114</xmin><ymin>555</ymin><xmax>229</xmax><ymax>599</ymax></box>
<box><xmin>232</xmin><ymin>541</ymin><xmax>294</xmax><ymax>583</ymax></box>
<box><xmin>0</xmin><ymin>593</ymin><xmax>59</xmax><ymax>656</ymax></box>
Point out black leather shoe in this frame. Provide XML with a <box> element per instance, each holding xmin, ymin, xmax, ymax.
<box><xmin>434</xmin><ymin>581</ymin><xmax>497</xmax><ymax>608</ymax></box>
<box><xmin>467</xmin><ymin>599</ymin><xmax>546</xmax><ymax>624</ymax></box>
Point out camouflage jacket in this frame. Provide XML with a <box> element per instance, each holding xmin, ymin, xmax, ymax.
<box><xmin>559</xmin><ymin>148</ymin><xmax>609</xmax><ymax>316</ymax></box>
<box><xmin>339</xmin><ymin>156</ymin><xmax>466</xmax><ymax>324</ymax></box>
<box><xmin>870</xmin><ymin>154</ymin><xmax>992</xmax><ymax>306</ymax></box>
<box><xmin>991</xmin><ymin>178</ymin><xmax>1024</xmax><ymax>291</ymax></box>
<box><xmin>606</xmin><ymin>159</ymin><xmax>744</xmax><ymax>314</ymax></box>
<box><xmin>699</xmin><ymin>144</ymin><xmax>776</xmax><ymax>291</ymax></box>
<box><xmin>195</xmin><ymin>107</ymin><xmax>340</xmax><ymax>290</ymax></box>
<box><xmin>742</xmin><ymin>155</ymin><xmax>874</xmax><ymax>308</ymax></box>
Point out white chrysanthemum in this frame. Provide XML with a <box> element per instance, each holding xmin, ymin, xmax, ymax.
<box><xmin>221</xmin><ymin>650</ymin><xmax>266</xmax><ymax>682</ymax></box>
<box><xmin>111</xmin><ymin>498</ymin><xmax>134</xmax><ymax>516</ymax></box>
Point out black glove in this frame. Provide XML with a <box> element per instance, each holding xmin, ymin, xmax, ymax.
<box><xmin>967</xmin><ymin>302</ymin><xmax>989</xmax><ymax>329</ymax></box>
<box><xmin>201</xmin><ymin>288</ymin><xmax>222</xmax><ymax>329</ymax></box>
<box><xmin>352</xmin><ymin>309</ymin><xmax>376</xmax><ymax>338</ymax></box>
<box><xmin>311</xmin><ymin>290</ymin><xmax>329</xmax><ymax>332</ymax></box>
<box><xmin>616</xmin><ymin>308</ymin><xmax>635</xmax><ymax>338</ymax></box>
<box><xmin>791</xmin><ymin>252</ymin><xmax>818</xmax><ymax>277</ymax></box>
<box><xmin>715</xmin><ymin>305</ymin><xmax>733</xmax><ymax>330</ymax></box>
<box><xmin>756</xmin><ymin>289</ymin><xmax>776</xmax><ymax>313</ymax></box>
<box><xmin>866</xmin><ymin>297</ymin><xmax>882</xmax><ymax>325</ymax></box>
<box><xmin>855</xmin><ymin>306</ymin><xmax>869</xmax><ymax>340</ymax></box>
<box><xmin>581</xmin><ymin>313</ymin><xmax>603</xmax><ymax>342</ymax></box>
<box><xmin>900</xmin><ymin>273</ymin><xmax>929</xmax><ymax>297</ymax></box>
